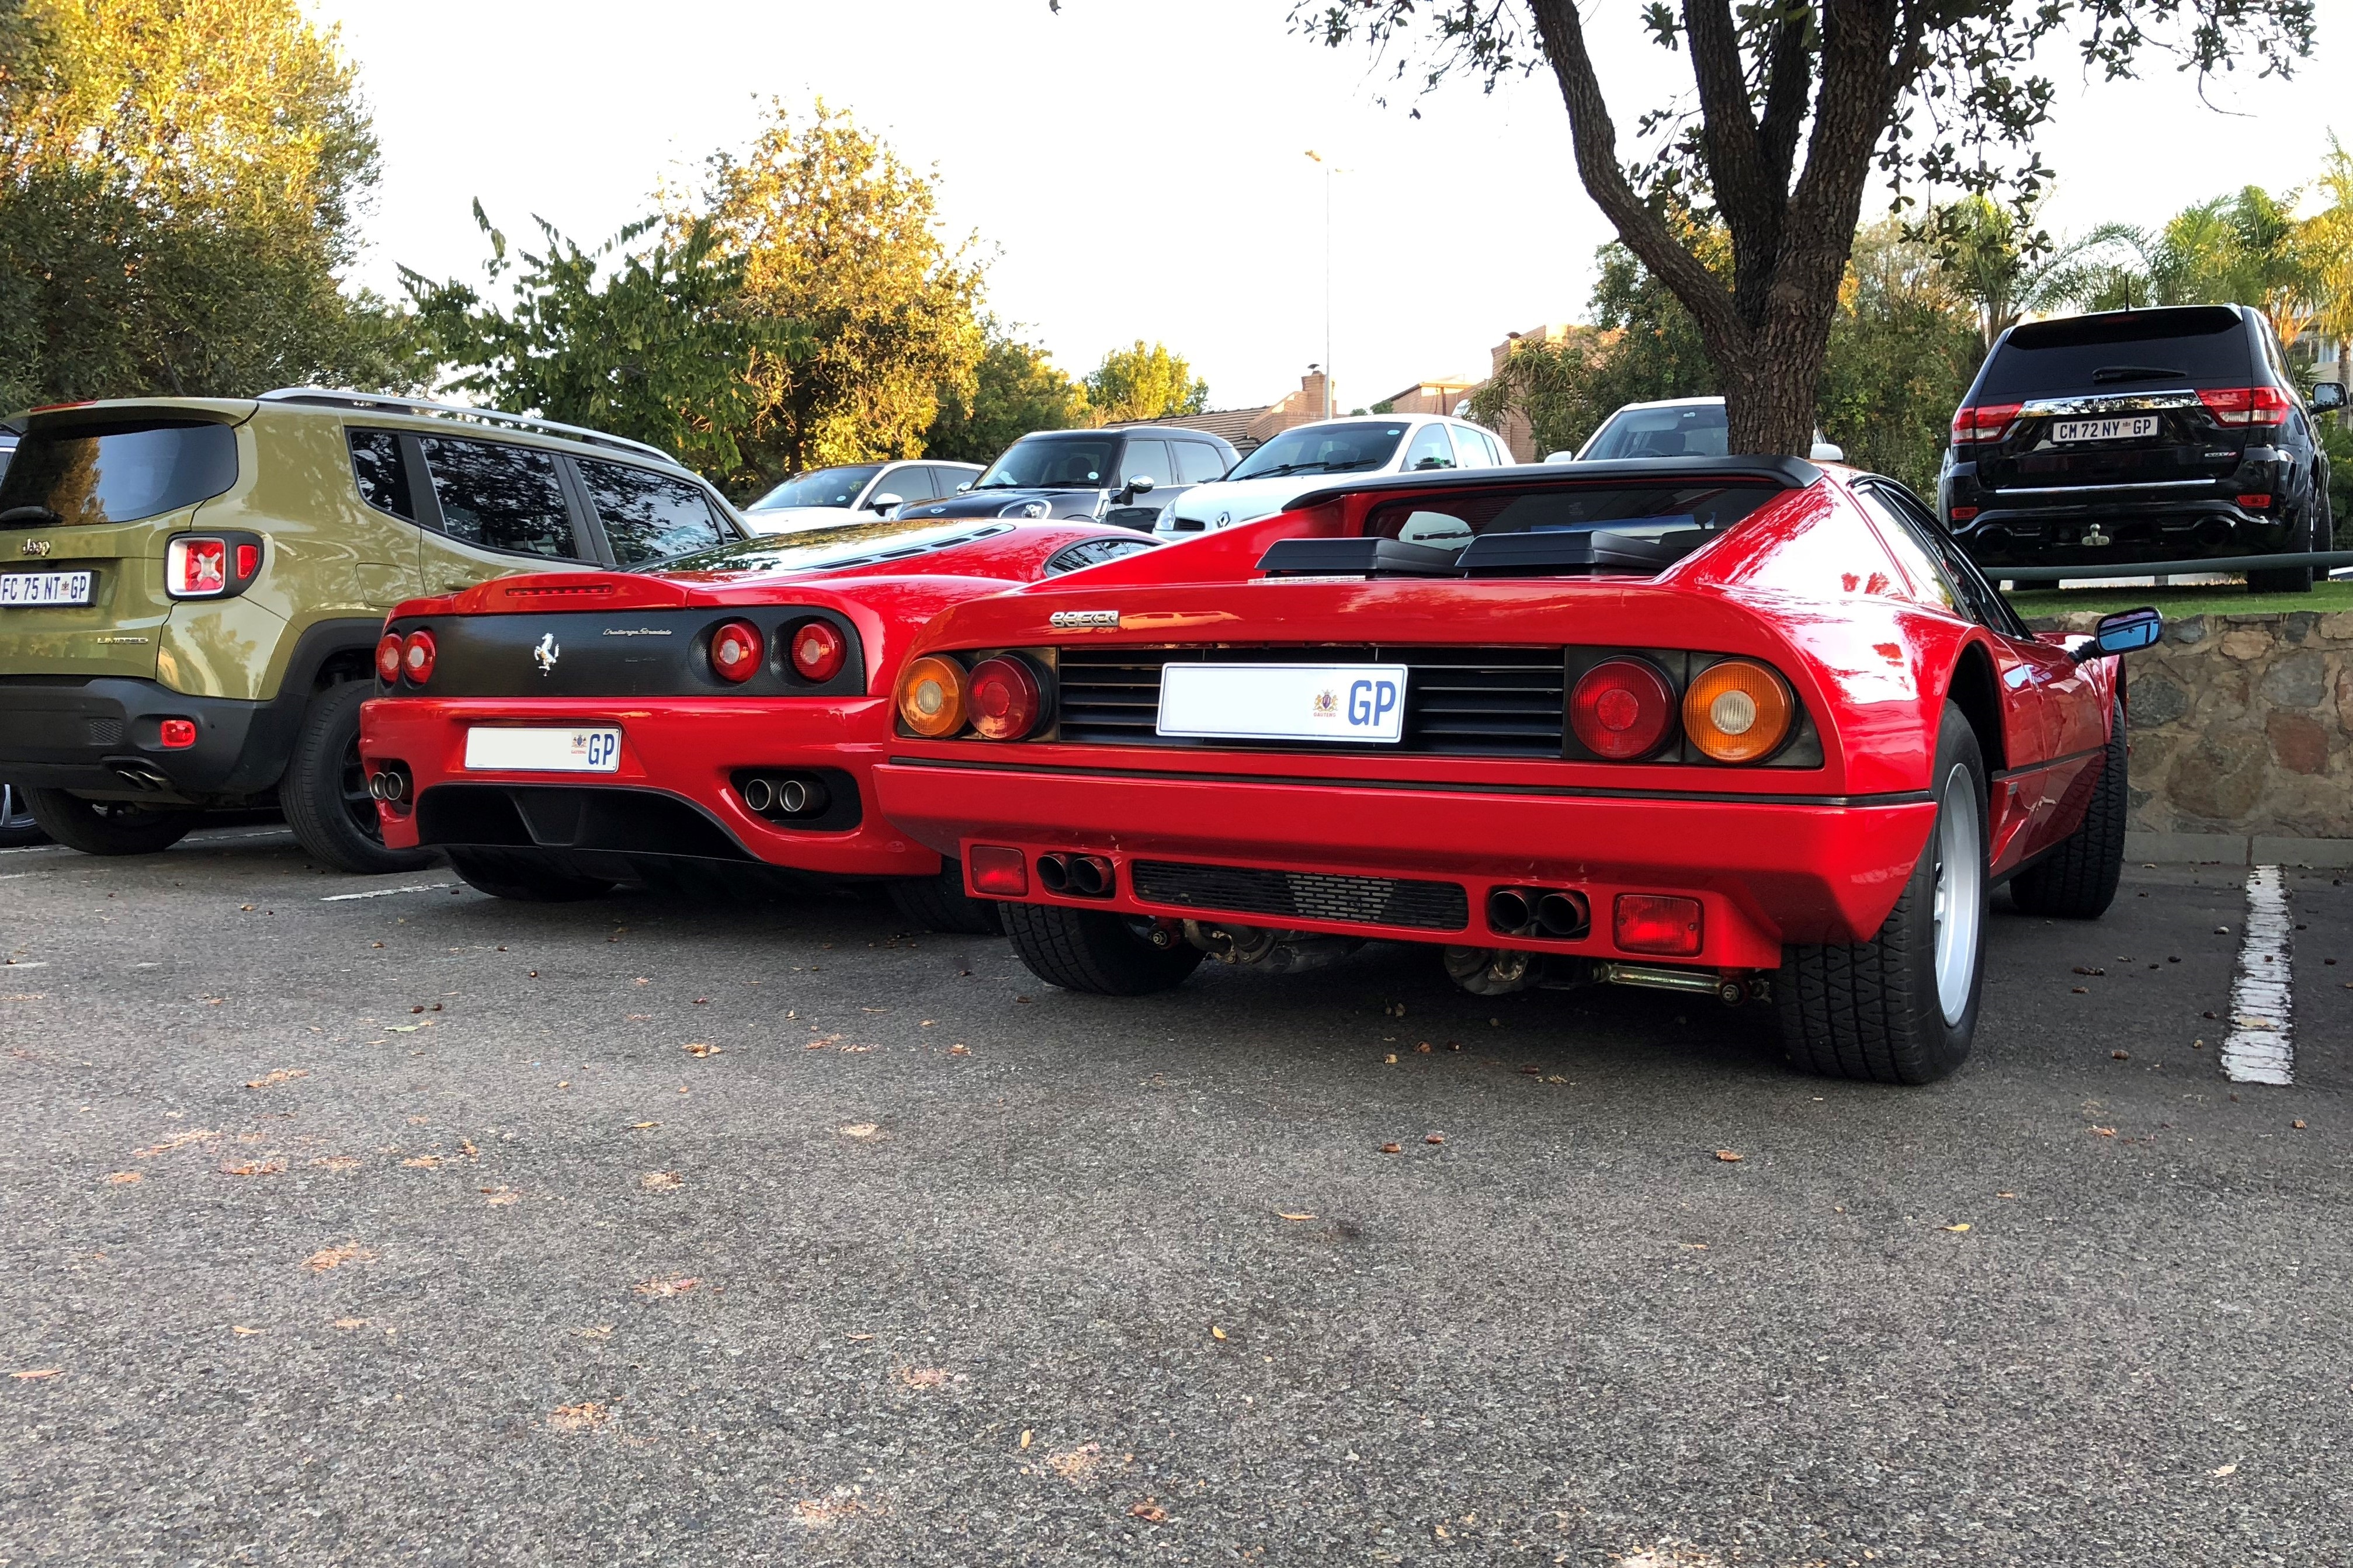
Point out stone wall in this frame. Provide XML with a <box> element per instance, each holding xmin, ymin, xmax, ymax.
<box><xmin>2029</xmin><ymin>608</ymin><xmax>2353</xmax><ymax>864</ymax></box>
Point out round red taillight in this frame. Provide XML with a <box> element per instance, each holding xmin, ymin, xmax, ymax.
<box><xmin>710</xmin><ymin>619</ymin><xmax>763</xmax><ymax>683</ymax></box>
<box><xmin>1570</xmin><ymin>657</ymin><xmax>1673</xmax><ymax>760</ymax></box>
<box><xmin>400</xmin><ymin>630</ymin><xmax>436</xmax><ymax>685</ymax></box>
<box><xmin>376</xmin><ymin>634</ymin><xmax>403</xmax><ymax>684</ymax></box>
<box><xmin>966</xmin><ymin>655</ymin><xmax>1043</xmax><ymax>741</ymax></box>
<box><xmin>789</xmin><ymin>619</ymin><xmax>846</xmax><ymax>683</ymax></box>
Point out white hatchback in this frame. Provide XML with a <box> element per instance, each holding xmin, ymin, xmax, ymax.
<box><xmin>1154</xmin><ymin>415</ymin><xmax>1512</xmax><ymax>538</ymax></box>
<box><xmin>742</xmin><ymin>458</ymin><xmax>983</xmax><ymax>536</ymax></box>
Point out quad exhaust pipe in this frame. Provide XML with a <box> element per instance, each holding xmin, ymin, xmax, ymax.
<box><xmin>1486</xmin><ymin>885</ymin><xmax>1590</xmax><ymax>940</ymax></box>
<box><xmin>366</xmin><ymin>764</ymin><xmax>412</xmax><ymax>804</ymax></box>
<box><xmin>738</xmin><ymin>772</ymin><xmax>827</xmax><ymax>818</ymax></box>
<box><xmin>1036</xmin><ymin>851</ymin><xmax>1115</xmax><ymax>898</ymax></box>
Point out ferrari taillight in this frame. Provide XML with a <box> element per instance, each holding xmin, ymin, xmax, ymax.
<box><xmin>1569</xmin><ymin>658</ymin><xmax>1674</xmax><ymax>760</ymax></box>
<box><xmin>966</xmin><ymin>655</ymin><xmax>1043</xmax><ymax>741</ymax></box>
<box><xmin>710</xmin><ymin>620</ymin><xmax>764</xmax><ymax>683</ymax></box>
<box><xmin>400</xmin><ymin>630</ymin><xmax>436</xmax><ymax>684</ymax></box>
<box><xmin>2199</xmin><ymin>386</ymin><xmax>2289</xmax><ymax>427</ymax></box>
<box><xmin>1682</xmin><ymin>659</ymin><xmax>1793</xmax><ymax>764</ymax></box>
<box><xmin>897</xmin><ymin>656</ymin><xmax>967</xmax><ymax>738</ymax></box>
<box><xmin>790</xmin><ymin>620</ymin><xmax>846</xmax><ymax>683</ymax></box>
<box><xmin>376</xmin><ymin>634</ymin><xmax>404</xmax><ymax>684</ymax></box>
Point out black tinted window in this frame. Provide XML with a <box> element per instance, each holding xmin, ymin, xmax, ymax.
<box><xmin>419</xmin><ymin>437</ymin><xmax>576</xmax><ymax>559</ymax></box>
<box><xmin>0</xmin><ymin>420</ymin><xmax>237</xmax><ymax>527</ymax></box>
<box><xmin>579</xmin><ymin>460</ymin><xmax>727</xmax><ymax>565</ymax></box>
<box><xmin>348</xmin><ymin>430</ymin><xmax>414</xmax><ymax>521</ymax></box>
<box><xmin>1367</xmin><ymin>484</ymin><xmax>1785</xmax><ymax>547</ymax></box>
<box><xmin>1978</xmin><ymin>308</ymin><xmax>2251</xmax><ymax>399</ymax></box>
<box><xmin>1047</xmin><ymin>536</ymin><xmax>1160</xmax><ymax>575</ymax></box>
<box><xmin>979</xmin><ymin>437</ymin><xmax>1115</xmax><ymax>489</ymax></box>
<box><xmin>876</xmin><ymin>466</ymin><xmax>936</xmax><ymax>505</ymax></box>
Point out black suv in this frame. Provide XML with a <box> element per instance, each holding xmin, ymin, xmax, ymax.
<box><xmin>1939</xmin><ymin>305</ymin><xmax>2344</xmax><ymax>592</ymax></box>
<box><xmin>898</xmin><ymin>426</ymin><xmax>1237</xmax><ymax>532</ymax></box>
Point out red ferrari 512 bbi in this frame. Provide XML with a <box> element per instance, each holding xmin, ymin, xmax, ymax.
<box><xmin>872</xmin><ymin>455</ymin><xmax>2162</xmax><ymax>1083</ymax></box>
<box><xmin>358</xmin><ymin>516</ymin><xmax>1157</xmax><ymax>930</ymax></box>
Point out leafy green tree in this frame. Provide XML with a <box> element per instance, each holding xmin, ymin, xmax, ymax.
<box><xmin>1084</xmin><ymin>341</ymin><xmax>1207</xmax><ymax>424</ymax></box>
<box><xmin>404</xmin><ymin>205</ymin><xmax>767</xmax><ymax>478</ymax></box>
<box><xmin>0</xmin><ymin>0</ymin><xmax>419</xmax><ymax>408</ymax></box>
<box><xmin>924</xmin><ymin>319</ymin><xmax>1089</xmax><ymax>462</ymax></box>
<box><xmin>1818</xmin><ymin>220</ymin><xmax>1984</xmax><ymax>491</ymax></box>
<box><xmin>704</xmin><ymin>100</ymin><xmax>984</xmax><ymax>483</ymax></box>
<box><xmin>1293</xmin><ymin>0</ymin><xmax>2316</xmax><ymax>458</ymax></box>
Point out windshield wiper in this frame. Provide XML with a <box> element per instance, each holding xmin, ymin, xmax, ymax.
<box><xmin>0</xmin><ymin>505</ymin><xmax>64</xmax><ymax>526</ymax></box>
<box><xmin>2090</xmin><ymin>365</ymin><xmax>2186</xmax><ymax>383</ymax></box>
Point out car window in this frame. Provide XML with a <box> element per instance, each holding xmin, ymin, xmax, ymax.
<box><xmin>1368</xmin><ymin>483</ymin><xmax>1783</xmax><ymax>544</ymax></box>
<box><xmin>1452</xmin><ymin>426</ymin><xmax>1502</xmax><ymax>468</ymax></box>
<box><xmin>1581</xmin><ymin>404</ymin><xmax>1729</xmax><ymax>460</ymax></box>
<box><xmin>1119</xmin><ymin>440</ymin><xmax>1171</xmax><ymax>486</ymax></box>
<box><xmin>1228</xmin><ymin>421</ymin><xmax>1406</xmax><ymax>481</ymax></box>
<box><xmin>1977</xmin><ymin>308</ymin><xmax>2250</xmax><ymax>399</ymax></box>
<box><xmin>0</xmin><ymin>419</ymin><xmax>238</xmax><ymax>527</ymax></box>
<box><xmin>418</xmin><ymin>437</ymin><xmax>579</xmax><ymax>559</ymax></box>
<box><xmin>579</xmin><ymin>460</ymin><xmax>728</xmax><ymax>565</ymax></box>
<box><xmin>1850</xmin><ymin>485</ymin><xmax>1960</xmax><ymax>615</ymax></box>
<box><xmin>1046</xmin><ymin>536</ymin><xmax>1160</xmax><ymax>575</ymax></box>
<box><xmin>1403</xmin><ymin>425</ymin><xmax>1456</xmax><ymax>471</ymax></box>
<box><xmin>1174</xmin><ymin>443</ymin><xmax>1227</xmax><ymax>484</ymax></box>
<box><xmin>979</xmin><ymin>437</ymin><xmax>1115</xmax><ymax>489</ymax></box>
<box><xmin>348</xmin><ymin>430</ymin><xmax>414</xmax><ymax>521</ymax></box>
<box><xmin>1866</xmin><ymin>481</ymin><xmax>2030</xmax><ymax>636</ymax></box>
<box><xmin>750</xmin><ymin>464</ymin><xmax>884</xmax><ymax>511</ymax></box>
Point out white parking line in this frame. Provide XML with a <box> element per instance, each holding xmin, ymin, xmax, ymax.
<box><xmin>320</xmin><ymin>882</ymin><xmax>457</xmax><ymax>902</ymax></box>
<box><xmin>2221</xmin><ymin>864</ymin><xmax>2293</xmax><ymax>1087</ymax></box>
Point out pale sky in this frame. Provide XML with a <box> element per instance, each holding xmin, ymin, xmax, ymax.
<box><xmin>313</xmin><ymin>0</ymin><xmax>2345</xmax><ymax>414</ymax></box>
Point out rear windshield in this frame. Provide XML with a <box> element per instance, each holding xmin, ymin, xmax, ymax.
<box><xmin>0</xmin><ymin>419</ymin><xmax>238</xmax><ymax>527</ymax></box>
<box><xmin>1365</xmin><ymin>483</ymin><xmax>1784</xmax><ymax>548</ymax></box>
<box><xmin>1580</xmin><ymin>403</ymin><xmax>1728</xmax><ymax>460</ymax></box>
<box><xmin>645</xmin><ymin>516</ymin><xmax>1012</xmax><ymax>576</ymax></box>
<box><xmin>1977</xmin><ymin>308</ymin><xmax>2250</xmax><ymax>399</ymax></box>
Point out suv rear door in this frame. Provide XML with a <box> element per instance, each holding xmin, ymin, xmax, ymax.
<box><xmin>1967</xmin><ymin>307</ymin><xmax>2256</xmax><ymax>498</ymax></box>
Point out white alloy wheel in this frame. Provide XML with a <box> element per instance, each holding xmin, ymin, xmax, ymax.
<box><xmin>1931</xmin><ymin>760</ymin><xmax>1984</xmax><ymax>1025</ymax></box>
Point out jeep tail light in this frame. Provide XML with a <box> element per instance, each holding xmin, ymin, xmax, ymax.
<box><xmin>967</xmin><ymin>655</ymin><xmax>1043</xmax><ymax>740</ymax></box>
<box><xmin>376</xmin><ymin>634</ymin><xmax>404</xmax><ymax>683</ymax></box>
<box><xmin>789</xmin><ymin>619</ymin><xmax>846</xmax><ymax>682</ymax></box>
<box><xmin>166</xmin><ymin>537</ymin><xmax>228</xmax><ymax>597</ymax></box>
<box><xmin>968</xmin><ymin>845</ymin><xmax>1029</xmax><ymax>896</ymax></box>
<box><xmin>1570</xmin><ymin>657</ymin><xmax>1674</xmax><ymax>760</ymax></box>
<box><xmin>158</xmin><ymin>718</ymin><xmax>197</xmax><ymax>750</ymax></box>
<box><xmin>897</xmin><ymin>655</ymin><xmax>967</xmax><ymax>738</ymax></box>
<box><xmin>2199</xmin><ymin>386</ymin><xmax>2289</xmax><ymax>427</ymax></box>
<box><xmin>1949</xmin><ymin>403</ymin><xmax>2020</xmax><ymax>443</ymax></box>
<box><xmin>710</xmin><ymin>620</ymin><xmax>763</xmax><ymax>683</ymax></box>
<box><xmin>400</xmin><ymin>630</ymin><xmax>436</xmax><ymax>684</ymax></box>
<box><xmin>1615</xmin><ymin>893</ymin><xmax>1703</xmax><ymax>957</ymax></box>
<box><xmin>1682</xmin><ymin>659</ymin><xmax>1793</xmax><ymax>764</ymax></box>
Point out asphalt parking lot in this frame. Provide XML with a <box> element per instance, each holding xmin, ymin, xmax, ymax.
<box><xmin>2</xmin><ymin>830</ymin><xmax>2347</xmax><ymax>1567</ymax></box>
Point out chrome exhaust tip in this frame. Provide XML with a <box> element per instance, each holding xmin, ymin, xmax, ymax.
<box><xmin>740</xmin><ymin>776</ymin><xmax>775</xmax><ymax>813</ymax></box>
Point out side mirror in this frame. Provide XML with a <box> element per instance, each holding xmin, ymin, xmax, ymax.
<box><xmin>2313</xmin><ymin>381</ymin><xmax>2346</xmax><ymax>413</ymax></box>
<box><xmin>2076</xmin><ymin>606</ymin><xmax>2162</xmax><ymax>662</ymax></box>
<box><xmin>955</xmin><ymin>481</ymin><xmax>972</xmax><ymax>493</ymax></box>
<box><xmin>1126</xmin><ymin>475</ymin><xmax>1155</xmax><ymax>495</ymax></box>
<box><xmin>1810</xmin><ymin>440</ymin><xmax>1846</xmax><ymax>463</ymax></box>
<box><xmin>1542</xmin><ymin>450</ymin><xmax>1578</xmax><ymax>464</ymax></box>
<box><xmin>869</xmin><ymin>493</ymin><xmax>904</xmax><ymax>512</ymax></box>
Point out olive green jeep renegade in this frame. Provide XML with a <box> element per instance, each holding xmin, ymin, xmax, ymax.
<box><xmin>0</xmin><ymin>388</ymin><xmax>747</xmax><ymax>871</ymax></box>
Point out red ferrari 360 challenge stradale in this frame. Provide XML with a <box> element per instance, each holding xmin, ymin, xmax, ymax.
<box><xmin>358</xmin><ymin>516</ymin><xmax>1158</xmax><ymax>929</ymax></box>
<box><xmin>870</xmin><ymin>456</ymin><xmax>2161</xmax><ymax>1083</ymax></box>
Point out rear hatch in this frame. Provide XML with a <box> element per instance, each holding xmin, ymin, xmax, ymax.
<box><xmin>0</xmin><ymin>406</ymin><xmax>247</xmax><ymax>679</ymax></box>
<box><xmin>1968</xmin><ymin>307</ymin><xmax>2254</xmax><ymax>496</ymax></box>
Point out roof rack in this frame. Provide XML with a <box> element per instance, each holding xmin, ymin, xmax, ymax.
<box><xmin>256</xmin><ymin>387</ymin><xmax>688</xmax><ymax>470</ymax></box>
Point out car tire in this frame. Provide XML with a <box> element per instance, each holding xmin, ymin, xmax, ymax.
<box><xmin>1776</xmin><ymin>701</ymin><xmax>1987</xmax><ymax>1084</ymax></box>
<box><xmin>886</xmin><ymin>859</ymin><xmax>1003</xmax><ymax>935</ymax></box>
<box><xmin>281</xmin><ymin>681</ymin><xmax>436</xmax><ymax>875</ymax></box>
<box><xmin>0</xmin><ymin>784</ymin><xmax>45</xmax><ymax>848</ymax></box>
<box><xmin>445</xmin><ymin>846</ymin><xmax>616</xmax><ymax>902</ymax></box>
<box><xmin>1001</xmin><ymin>902</ymin><xmax>1204</xmax><ymax>995</ymax></box>
<box><xmin>2247</xmin><ymin>496</ymin><xmax>2316</xmax><ymax>594</ymax></box>
<box><xmin>23</xmin><ymin>789</ymin><xmax>200</xmax><ymax>856</ymax></box>
<box><xmin>2009</xmin><ymin>700</ymin><xmax>2128</xmax><ymax>919</ymax></box>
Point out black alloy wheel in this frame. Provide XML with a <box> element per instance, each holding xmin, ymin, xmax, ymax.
<box><xmin>280</xmin><ymin>681</ymin><xmax>436</xmax><ymax>875</ymax></box>
<box><xmin>0</xmin><ymin>783</ymin><xmax>44</xmax><ymax>849</ymax></box>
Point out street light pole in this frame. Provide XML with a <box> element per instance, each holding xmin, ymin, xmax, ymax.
<box><xmin>1306</xmin><ymin>150</ymin><xmax>1334</xmax><ymax>419</ymax></box>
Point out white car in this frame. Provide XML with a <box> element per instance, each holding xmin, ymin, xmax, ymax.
<box><xmin>742</xmin><ymin>458</ymin><xmax>983</xmax><ymax>535</ymax></box>
<box><xmin>1550</xmin><ymin>397</ymin><xmax>1844</xmax><ymax>463</ymax></box>
<box><xmin>1154</xmin><ymin>414</ymin><xmax>1512</xmax><ymax>538</ymax></box>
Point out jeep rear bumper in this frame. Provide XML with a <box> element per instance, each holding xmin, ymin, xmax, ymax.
<box><xmin>0</xmin><ymin>677</ymin><xmax>283</xmax><ymax>803</ymax></box>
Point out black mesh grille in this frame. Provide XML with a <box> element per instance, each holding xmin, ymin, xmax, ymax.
<box><xmin>1130</xmin><ymin>860</ymin><xmax>1469</xmax><ymax>932</ymax></box>
<box><xmin>1055</xmin><ymin>645</ymin><xmax>1566</xmax><ymax>757</ymax></box>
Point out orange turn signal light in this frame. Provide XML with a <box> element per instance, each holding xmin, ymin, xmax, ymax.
<box><xmin>1681</xmin><ymin>659</ymin><xmax>1792</xmax><ymax>764</ymax></box>
<box><xmin>897</xmin><ymin>655</ymin><xmax>967</xmax><ymax>738</ymax></box>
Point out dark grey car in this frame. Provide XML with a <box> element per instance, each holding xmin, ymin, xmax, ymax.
<box><xmin>899</xmin><ymin>427</ymin><xmax>1237</xmax><ymax>533</ymax></box>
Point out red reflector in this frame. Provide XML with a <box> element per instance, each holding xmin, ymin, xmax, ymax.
<box><xmin>789</xmin><ymin>619</ymin><xmax>846</xmax><ymax>683</ymax></box>
<box><xmin>710</xmin><ymin>619</ymin><xmax>763</xmax><ymax>683</ymax></box>
<box><xmin>158</xmin><ymin>718</ymin><xmax>198</xmax><ymax>749</ymax></box>
<box><xmin>1615</xmin><ymin>893</ymin><xmax>1703</xmax><ymax>957</ymax></box>
<box><xmin>376</xmin><ymin>634</ymin><xmax>403</xmax><ymax>683</ymax></box>
<box><xmin>401</xmin><ymin>629</ymin><xmax>436</xmax><ymax>684</ymax></box>
<box><xmin>1570</xmin><ymin>657</ymin><xmax>1674</xmax><ymax>760</ymax></box>
<box><xmin>1949</xmin><ymin>506</ymin><xmax>1979</xmax><ymax>522</ymax></box>
<box><xmin>968</xmin><ymin>845</ymin><xmax>1029</xmax><ymax>896</ymax></box>
<box><xmin>2236</xmin><ymin>493</ymin><xmax>2272</xmax><ymax>509</ymax></box>
<box><xmin>235</xmin><ymin>543</ymin><xmax>260</xmax><ymax>579</ymax></box>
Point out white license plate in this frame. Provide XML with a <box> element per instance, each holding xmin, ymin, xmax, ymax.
<box><xmin>463</xmin><ymin>726</ymin><xmax>622</xmax><ymax>773</ymax></box>
<box><xmin>2052</xmin><ymin>415</ymin><xmax>2158</xmax><ymax>443</ymax></box>
<box><xmin>0</xmin><ymin>570</ymin><xmax>93</xmax><ymax>607</ymax></box>
<box><xmin>1157</xmin><ymin>663</ymin><xmax>1408</xmax><ymax>744</ymax></box>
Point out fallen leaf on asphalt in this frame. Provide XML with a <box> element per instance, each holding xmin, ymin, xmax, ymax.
<box><xmin>1379</xmin><ymin>1142</ymin><xmax>1402</xmax><ymax>1154</ymax></box>
<box><xmin>2210</xmin><ymin>1463</ymin><xmax>2238</xmax><ymax>1478</ymax></box>
<box><xmin>304</xmin><ymin>1242</ymin><xmax>375</xmax><ymax>1273</ymax></box>
<box><xmin>633</xmin><ymin>977</ymin><xmax>650</xmax><ymax>985</ymax></box>
<box><xmin>1425</xmin><ymin>1134</ymin><xmax>1445</xmax><ymax>1145</ymax></box>
<box><xmin>1519</xmin><ymin>1065</ymin><xmax>1542</xmax><ymax>1076</ymax></box>
<box><xmin>332</xmin><ymin>1318</ymin><xmax>368</xmax><ymax>1330</ymax></box>
<box><xmin>846</xmin><ymin>1333</ymin><xmax>874</xmax><ymax>1341</ymax></box>
<box><xmin>682</xmin><ymin>1042</ymin><xmax>717</xmax><ymax>1057</ymax></box>
<box><xmin>948</xmin><ymin>1044</ymin><xmax>969</xmax><ymax>1056</ymax></box>
<box><xmin>2071</xmin><ymin>986</ymin><xmax>2088</xmax><ymax>994</ymax></box>
<box><xmin>311</xmin><ymin>1156</ymin><xmax>361</xmax><ymax>1172</ymax></box>
<box><xmin>1018</xmin><ymin>1428</ymin><xmax>1032</xmax><ymax>1449</ymax></box>
<box><xmin>1130</xmin><ymin>1501</ymin><xmax>1168</xmax><ymax>1523</ymax></box>
<box><xmin>2111</xmin><ymin>1051</ymin><xmax>2130</xmax><ymax>1061</ymax></box>
<box><xmin>239</xmin><ymin>905</ymin><xmax>255</xmax><ymax>912</ymax></box>
<box><xmin>400</xmin><ymin>1155</ymin><xmax>440</xmax><ymax>1169</ymax></box>
<box><xmin>244</xmin><ymin>1069</ymin><xmax>310</xmax><ymax>1089</ymax></box>
<box><xmin>11</xmin><ymin>1368</ymin><xmax>61</xmax><ymax>1381</ymax></box>
<box><xmin>1210</xmin><ymin>1325</ymin><xmax>1227</xmax><ymax>1340</ymax></box>
<box><xmin>793</xmin><ymin>1489</ymin><xmax>870</xmax><ymax>1527</ymax></box>
<box><xmin>839</xmin><ymin>1124</ymin><xmax>879</xmax><ymax>1139</ymax></box>
<box><xmin>547</xmin><ymin>1401</ymin><xmax>615</xmax><ymax>1433</ymax></box>
<box><xmin>481</xmin><ymin>1187</ymin><xmax>519</xmax><ymax>1206</ymax></box>
<box><xmin>626</xmin><ymin>1121</ymin><xmax>660</xmax><ymax>1131</ymax></box>
<box><xmin>1997</xmin><ymin>1191</ymin><xmax>2017</xmax><ymax>1199</ymax></box>
<box><xmin>640</xmin><ymin>1171</ymin><xmax>682</xmax><ymax>1191</ymax></box>
<box><xmin>1715</xmin><ymin>1150</ymin><xmax>1743</xmax><ymax>1163</ymax></box>
<box><xmin>2090</xmin><ymin>1127</ymin><xmax>2117</xmax><ymax>1138</ymax></box>
<box><xmin>458</xmin><ymin>1139</ymin><xmax>478</xmax><ymax>1159</ymax></box>
<box><xmin>1276</xmin><ymin>1212</ymin><xmax>1317</xmax><ymax>1222</ymax></box>
<box><xmin>134</xmin><ymin>1128</ymin><xmax>218</xmax><ymax>1157</ymax></box>
<box><xmin>2072</xmin><ymin>966</ymin><xmax>2105</xmax><ymax>976</ymax></box>
<box><xmin>218</xmin><ymin>1159</ymin><xmax>285</xmax><ymax>1176</ymax></box>
<box><xmin>104</xmin><ymin>1171</ymin><xmax>142</xmax><ymax>1185</ymax></box>
<box><xmin>2292</xmin><ymin>1119</ymin><xmax>2307</xmax><ymax>1129</ymax></box>
<box><xmin>1046</xmin><ymin>1442</ymin><xmax>1102</xmax><ymax>1482</ymax></box>
<box><xmin>898</xmin><ymin>1367</ymin><xmax>949</xmax><ymax>1388</ymax></box>
<box><xmin>574</xmin><ymin>1325</ymin><xmax>612</xmax><ymax>1340</ymax></box>
<box><xmin>632</xmin><ymin>1275</ymin><xmax>700</xmax><ymax>1298</ymax></box>
<box><xmin>1942</xmin><ymin>1223</ymin><xmax>1971</xmax><ymax>1233</ymax></box>
<box><xmin>230</xmin><ymin>1325</ymin><xmax>264</xmax><ymax>1336</ymax></box>
<box><xmin>1415</xmin><ymin>1042</ymin><xmax>1432</xmax><ymax>1054</ymax></box>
